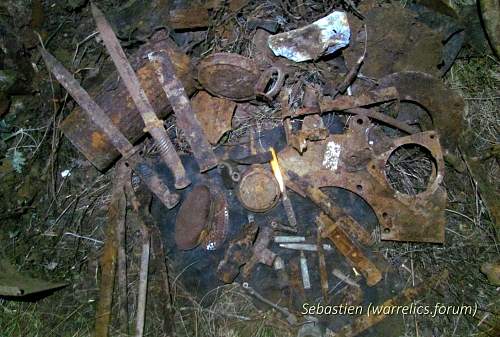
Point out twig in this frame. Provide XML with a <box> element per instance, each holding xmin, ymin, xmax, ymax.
<box><xmin>135</xmin><ymin>225</ymin><xmax>150</xmax><ymax>337</ymax></box>
<box><xmin>117</xmin><ymin>165</ymin><xmax>131</xmax><ymax>337</ymax></box>
<box><xmin>94</xmin><ymin>162</ymin><xmax>128</xmax><ymax>337</ymax></box>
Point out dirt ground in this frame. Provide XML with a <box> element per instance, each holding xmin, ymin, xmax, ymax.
<box><xmin>0</xmin><ymin>1</ymin><xmax>498</xmax><ymax>337</ymax></box>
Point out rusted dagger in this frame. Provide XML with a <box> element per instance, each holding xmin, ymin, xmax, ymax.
<box><xmin>91</xmin><ymin>3</ymin><xmax>190</xmax><ymax>189</ymax></box>
<box><xmin>39</xmin><ymin>47</ymin><xmax>180</xmax><ymax>209</ymax></box>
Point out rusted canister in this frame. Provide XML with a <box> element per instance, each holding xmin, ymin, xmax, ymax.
<box><xmin>60</xmin><ymin>31</ymin><xmax>196</xmax><ymax>171</ymax></box>
<box><xmin>237</xmin><ymin>165</ymin><xmax>280</xmax><ymax>212</ymax></box>
<box><xmin>175</xmin><ymin>183</ymin><xmax>229</xmax><ymax>250</ymax></box>
<box><xmin>175</xmin><ymin>185</ymin><xmax>212</xmax><ymax>250</ymax></box>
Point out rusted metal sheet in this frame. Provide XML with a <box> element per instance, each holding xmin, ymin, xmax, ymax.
<box><xmin>327</xmin><ymin>270</ymin><xmax>449</xmax><ymax>337</ymax></box>
<box><xmin>40</xmin><ymin>48</ymin><xmax>180</xmax><ymax>209</ymax></box>
<box><xmin>149</xmin><ymin>50</ymin><xmax>218</xmax><ymax>172</ymax></box>
<box><xmin>279</xmin><ymin>115</ymin><xmax>447</xmax><ymax>243</ymax></box>
<box><xmin>60</xmin><ymin>30</ymin><xmax>195</xmax><ymax>172</ymax></box>
<box><xmin>344</xmin><ymin>4</ymin><xmax>443</xmax><ymax>78</ymax></box>
<box><xmin>92</xmin><ymin>4</ymin><xmax>190</xmax><ymax>189</ymax></box>
<box><xmin>376</xmin><ymin>71</ymin><xmax>464</xmax><ymax>152</ymax></box>
<box><xmin>237</xmin><ymin>165</ymin><xmax>280</xmax><ymax>212</ymax></box>
<box><xmin>167</xmin><ymin>0</ymin><xmax>250</xmax><ymax>29</ymax></box>
<box><xmin>191</xmin><ymin>91</ymin><xmax>236</xmax><ymax>145</ymax></box>
<box><xmin>317</xmin><ymin>213</ymin><xmax>382</xmax><ymax>287</ymax></box>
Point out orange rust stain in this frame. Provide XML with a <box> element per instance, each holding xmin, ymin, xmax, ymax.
<box><xmin>111</xmin><ymin>113</ymin><xmax>121</xmax><ymax>125</ymax></box>
<box><xmin>91</xmin><ymin>131</ymin><xmax>108</xmax><ymax>150</ymax></box>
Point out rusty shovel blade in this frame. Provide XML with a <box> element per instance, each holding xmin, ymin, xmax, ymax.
<box><xmin>91</xmin><ymin>3</ymin><xmax>190</xmax><ymax>189</ymax></box>
<box><xmin>148</xmin><ymin>50</ymin><xmax>218</xmax><ymax>172</ymax></box>
<box><xmin>39</xmin><ymin>47</ymin><xmax>179</xmax><ymax>209</ymax></box>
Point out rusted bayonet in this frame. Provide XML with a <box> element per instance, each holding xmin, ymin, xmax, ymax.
<box><xmin>148</xmin><ymin>50</ymin><xmax>217</xmax><ymax>172</ymax></box>
<box><xmin>316</xmin><ymin>213</ymin><xmax>382</xmax><ymax>287</ymax></box>
<box><xmin>39</xmin><ymin>48</ymin><xmax>179</xmax><ymax>209</ymax></box>
<box><xmin>91</xmin><ymin>3</ymin><xmax>190</xmax><ymax>189</ymax></box>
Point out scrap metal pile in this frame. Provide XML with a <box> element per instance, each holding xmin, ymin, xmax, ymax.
<box><xmin>40</xmin><ymin>1</ymin><xmax>468</xmax><ymax>336</ymax></box>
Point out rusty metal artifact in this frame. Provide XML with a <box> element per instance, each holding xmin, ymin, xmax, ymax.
<box><xmin>191</xmin><ymin>91</ymin><xmax>236</xmax><ymax>145</ymax></box>
<box><xmin>345</xmin><ymin>4</ymin><xmax>443</xmax><ymax>78</ymax></box>
<box><xmin>149</xmin><ymin>50</ymin><xmax>218</xmax><ymax>172</ymax></box>
<box><xmin>217</xmin><ymin>222</ymin><xmax>259</xmax><ymax>283</ymax></box>
<box><xmin>175</xmin><ymin>185</ymin><xmax>212</xmax><ymax>250</ymax></box>
<box><xmin>237</xmin><ymin>165</ymin><xmax>280</xmax><ymax>212</ymax></box>
<box><xmin>317</xmin><ymin>213</ymin><xmax>382</xmax><ymax>287</ymax></box>
<box><xmin>175</xmin><ymin>183</ymin><xmax>229</xmax><ymax>250</ymax></box>
<box><xmin>39</xmin><ymin>48</ymin><xmax>180</xmax><ymax>209</ymax></box>
<box><xmin>375</xmin><ymin>71</ymin><xmax>464</xmax><ymax>152</ymax></box>
<box><xmin>279</xmin><ymin>115</ymin><xmax>447</xmax><ymax>243</ymax></box>
<box><xmin>60</xmin><ymin>30</ymin><xmax>195</xmax><ymax>172</ymax></box>
<box><xmin>197</xmin><ymin>53</ymin><xmax>284</xmax><ymax>101</ymax></box>
<box><xmin>92</xmin><ymin>4</ymin><xmax>190</xmax><ymax>189</ymax></box>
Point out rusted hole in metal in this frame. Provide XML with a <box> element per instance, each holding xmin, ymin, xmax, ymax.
<box><xmin>385</xmin><ymin>144</ymin><xmax>435</xmax><ymax>195</ymax></box>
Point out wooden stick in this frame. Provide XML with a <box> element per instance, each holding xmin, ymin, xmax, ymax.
<box><xmin>117</xmin><ymin>166</ymin><xmax>131</xmax><ymax>336</ymax></box>
<box><xmin>95</xmin><ymin>162</ymin><xmax>128</xmax><ymax>337</ymax></box>
<box><xmin>135</xmin><ymin>225</ymin><xmax>150</xmax><ymax>337</ymax></box>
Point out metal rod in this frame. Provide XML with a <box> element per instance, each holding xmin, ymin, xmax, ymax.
<box><xmin>148</xmin><ymin>50</ymin><xmax>218</xmax><ymax>172</ymax></box>
<box><xmin>39</xmin><ymin>47</ymin><xmax>180</xmax><ymax>208</ymax></box>
<box><xmin>91</xmin><ymin>3</ymin><xmax>190</xmax><ymax>189</ymax></box>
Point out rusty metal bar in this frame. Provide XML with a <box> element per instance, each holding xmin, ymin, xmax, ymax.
<box><xmin>286</xmin><ymin>170</ymin><xmax>373</xmax><ymax>246</ymax></box>
<box><xmin>317</xmin><ymin>213</ymin><xmax>382</xmax><ymax>287</ymax></box>
<box><xmin>39</xmin><ymin>47</ymin><xmax>179</xmax><ymax>209</ymax></box>
<box><xmin>91</xmin><ymin>3</ymin><xmax>190</xmax><ymax>189</ymax></box>
<box><xmin>148</xmin><ymin>50</ymin><xmax>218</xmax><ymax>172</ymax></box>
<box><xmin>60</xmin><ymin>30</ymin><xmax>195</xmax><ymax>172</ymax></box>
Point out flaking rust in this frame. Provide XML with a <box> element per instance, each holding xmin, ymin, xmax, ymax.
<box><xmin>149</xmin><ymin>50</ymin><xmax>218</xmax><ymax>172</ymax></box>
<box><xmin>279</xmin><ymin>114</ymin><xmax>447</xmax><ymax>243</ymax></box>
<box><xmin>39</xmin><ymin>48</ymin><xmax>179</xmax><ymax>209</ymax></box>
<box><xmin>191</xmin><ymin>91</ymin><xmax>236</xmax><ymax>145</ymax></box>
<box><xmin>92</xmin><ymin>4</ymin><xmax>190</xmax><ymax>189</ymax></box>
<box><xmin>217</xmin><ymin>222</ymin><xmax>259</xmax><ymax>283</ymax></box>
<box><xmin>317</xmin><ymin>213</ymin><xmax>382</xmax><ymax>287</ymax></box>
<box><xmin>60</xmin><ymin>30</ymin><xmax>195</xmax><ymax>171</ymax></box>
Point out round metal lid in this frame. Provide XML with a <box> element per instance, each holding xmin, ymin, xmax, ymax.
<box><xmin>237</xmin><ymin>165</ymin><xmax>280</xmax><ymax>212</ymax></box>
<box><xmin>175</xmin><ymin>184</ymin><xmax>212</xmax><ymax>250</ymax></box>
